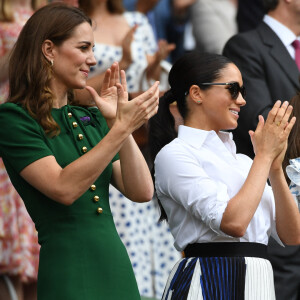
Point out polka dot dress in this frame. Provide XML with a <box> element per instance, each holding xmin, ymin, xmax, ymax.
<box><xmin>109</xmin><ymin>185</ymin><xmax>181</xmax><ymax>299</ymax></box>
<box><xmin>89</xmin><ymin>11</ymin><xmax>180</xmax><ymax>298</ymax></box>
<box><xmin>90</xmin><ymin>11</ymin><xmax>157</xmax><ymax>93</ymax></box>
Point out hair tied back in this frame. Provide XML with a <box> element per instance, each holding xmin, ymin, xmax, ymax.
<box><xmin>164</xmin><ymin>89</ymin><xmax>176</xmax><ymax>105</ymax></box>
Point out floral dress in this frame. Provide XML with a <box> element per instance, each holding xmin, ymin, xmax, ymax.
<box><xmin>0</xmin><ymin>8</ymin><xmax>39</xmax><ymax>282</ymax></box>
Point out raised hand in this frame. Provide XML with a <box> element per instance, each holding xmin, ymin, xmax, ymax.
<box><xmin>85</xmin><ymin>62</ymin><xmax>159</xmax><ymax>132</ymax></box>
<box><xmin>85</xmin><ymin>62</ymin><xmax>122</xmax><ymax>125</ymax></box>
<box><xmin>249</xmin><ymin>100</ymin><xmax>296</xmax><ymax>166</ymax></box>
<box><xmin>115</xmin><ymin>80</ymin><xmax>159</xmax><ymax>133</ymax></box>
<box><xmin>154</xmin><ymin>40</ymin><xmax>176</xmax><ymax>62</ymax></box>
<box><xmin>120</xmin><ymin>25</ymin><xmax>138</xmax><ymax>71</ymax></box>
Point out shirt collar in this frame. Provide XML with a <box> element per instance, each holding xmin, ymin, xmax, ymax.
<box><xmin>177</xmin><ymin>125</ymin><xmax>234</xmax><ymax>150</ymax></box>
<box><xmin>263</xmin><ymin>15</ymin><xmax>298</xmax><ymax>47</ymax></box>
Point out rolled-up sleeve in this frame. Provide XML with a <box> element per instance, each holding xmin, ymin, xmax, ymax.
<box><xmin>155</xmin><ymin>144</ymin><xmax>230</xmax><ymax>236</ymax></box>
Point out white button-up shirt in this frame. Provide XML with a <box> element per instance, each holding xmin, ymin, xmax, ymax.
<box><xmin>154</xmin><ymin>125</ymin><xmax>282</xmax><ymax>251</ymax></box>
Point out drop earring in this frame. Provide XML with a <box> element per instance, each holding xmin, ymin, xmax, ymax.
<box><xmin>50</xmin><ymin>60</ymin><xmax>54</xmax><ymax>66</ymax></box>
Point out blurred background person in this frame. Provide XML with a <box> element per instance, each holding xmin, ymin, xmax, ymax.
<box><xmin>123</xmin><ymin>0</ymin><xmax>196</xmax><ymax>63</ymax></box>
<box><xmin>0</xmin><ymin>1</ymin><xmax>46</xmax><ymax>300</ymax></box>
<box><xmin>190</xmin><ymin>0</ymin><xmax>238</xmax><ymax>54</ymax></box>
<box><xmin>77</xmin><ymin>0</ymin><xmax>175</xmax><ymax>103</ymax></box>
<box><xmin>76</xmin><ymin>1</ymin><xmax>180</xmax><ymax>299</ymax></box>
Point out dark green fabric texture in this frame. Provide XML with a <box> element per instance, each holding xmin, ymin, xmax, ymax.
<box><xmin>0</xmin><ymin>103</ymin><xmax>140</xmax><ymax>300</ymax></box>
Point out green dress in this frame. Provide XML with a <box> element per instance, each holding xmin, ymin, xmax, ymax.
<box><xmin>0</xmin><ymin>103</ymin><xmax>141</xmax><ymax>300</ymax></box>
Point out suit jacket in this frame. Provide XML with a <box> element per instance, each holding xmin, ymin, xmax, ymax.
<box><xmin>223</xmin><ymin>22</ymin><xmax>300</xmax><ymax>159</ymax></box>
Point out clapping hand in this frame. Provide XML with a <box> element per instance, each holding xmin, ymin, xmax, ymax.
<box><xmin>85</xmin><ymin>62</ymin><xmax>123</xmax><ymax>127</ymax></box>
<box><xmin>249</xmin><ymin>100</ymin><xmax>296</xmax><ymax>169</ymax></box>
<box><xmin>85</xmin><ymin>62</ymin><xmax>159</xmax><ymax>132</ymax></box>
<box><xmin>120</xmin><ymin>25</ymin><xmax>138</xmax><ymax>70</ymax></box>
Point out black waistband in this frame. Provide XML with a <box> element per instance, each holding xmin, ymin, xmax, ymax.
<box><xmin>184</xmin><ymin>242</ymin><xmax>268</xmax><ymax>259</ymax></box>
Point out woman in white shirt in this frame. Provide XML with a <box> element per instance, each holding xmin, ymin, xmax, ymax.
<box><xmin>148</xmin><ymin>51</ymin><xmax>300</xmax><ymax>299</ymax></box>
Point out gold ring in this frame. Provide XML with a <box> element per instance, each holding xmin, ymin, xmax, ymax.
<box><xmin>276</xmin><ymin>121</ymin><xmax>281</xmax><ymax>126</ymax></box>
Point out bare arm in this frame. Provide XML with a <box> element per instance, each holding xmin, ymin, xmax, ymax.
<box><xmin>20</xmin><ymin>66</ymin><xmax>159</xmax><ymax>205</ymax></box>
<box><xmin>146</xmin><ymin>40</ymin><xmax>175</xmax><ymax>81</ymax></box>
<box><xmin>89</xmin><ymin>68</ymin><xmax>159</xmax><ymax>202</ymax></box>
<box><xmin>221</xmin><ymin>101</ymin><xmax>296</xmax><ymax>237</ymax></box>
<box><xmin>268</xmin><ymin>122</ymin><xmax>300</xmax><ymax>244</ymax></box>
<box><xmin>269</xmin><ymin>167</ymin><xmax>300</xmax><ymax>244</ymax></box>
<box><xmin>20</xmin><ymin>123</ymin><xmax>130</xmax><ymax>205</ymax></box>
<box><xmin>111</xmin><ymin>134</ymin><xmax>154</xmax><ymax>202</ymax></box>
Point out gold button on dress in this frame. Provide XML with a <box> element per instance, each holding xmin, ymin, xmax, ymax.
<box><xmin>82</xmin><ymin>146</ymin><xmax>87</xmax><ymax>153</ymax></box>
<box><xmin>93</xmin><ymin>195</ymin><xmax>100</xmax><ymax>202</ymax></box>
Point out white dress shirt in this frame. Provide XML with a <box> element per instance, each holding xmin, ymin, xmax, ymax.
<box><xmin>154</xmin><ymin>125</ymin><xmax>283</xmax><ymax>251</ymax></box>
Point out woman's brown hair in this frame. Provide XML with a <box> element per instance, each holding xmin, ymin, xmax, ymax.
<box><xmin>8</xmin><ymin>3</ymin><xmax>92</xmax><ymax>136</ymax></box>
<box><xmin>78</xmin><ymin>0</ymin><xmax>124</xmax><ymax>16</ymax></box>
<box><xmin>283</xmin><ymin>93</ymin><xmax>300</xmax><ymax>184</ymax></box>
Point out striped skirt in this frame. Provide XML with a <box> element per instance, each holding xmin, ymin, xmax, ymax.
<box><xmin>162</xmin><ymin>256</ymin><xmax>275</xmax><ymax>300</ymax></box>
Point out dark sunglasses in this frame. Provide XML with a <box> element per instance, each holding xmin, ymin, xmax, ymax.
<box><xmin>185</xmin><ymin>82</ymin><xmax>246</xmax><ymax>99</ymax></box>
<box><xmin>200</xmin><ymin>82</ymin><xmax>246</xmax><ymax>100</ymax></box>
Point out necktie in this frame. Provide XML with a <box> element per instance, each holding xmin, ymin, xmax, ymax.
<box><xmin>292</xmin><ymin>39</ymin><xmax>300</xmax><ymax>71</ymax></box>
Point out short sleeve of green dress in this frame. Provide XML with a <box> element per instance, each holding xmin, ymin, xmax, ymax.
<box><xmin>0</xmin><ymin>103</ymin><xmax>140</xmax><ymax>300</ymax></box>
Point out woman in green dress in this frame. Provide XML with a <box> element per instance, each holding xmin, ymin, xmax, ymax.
<box><xmin>0</xmin><ymin>3</ymin><xmax>159</xmax><ymax>300</ymax></box>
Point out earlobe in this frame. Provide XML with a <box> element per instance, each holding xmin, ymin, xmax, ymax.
<box><xmin>189</xmin><ymin>85</ymin><xmax>202</xmax><ymax>104</ymax></box>
<box><xmin>42</xmin><ymin>39</ymin><xmax>55</xmax><ymax>64</ymax></box>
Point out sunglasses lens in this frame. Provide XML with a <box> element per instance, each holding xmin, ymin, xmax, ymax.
<box><xmin>228</xmin><ymin>83</ymin><xmax>239</xmax><ymax>99</ymax></box>
<box><xmin>228</xmin><ymin>83</ymin><xmax>246</xmax><ymax>99</ymax></box>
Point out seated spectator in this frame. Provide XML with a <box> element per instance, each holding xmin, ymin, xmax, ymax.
<box><xmin>191</xmin><ymin>0</ymin><xmax>238</xmax><ymax>54</ymax></box>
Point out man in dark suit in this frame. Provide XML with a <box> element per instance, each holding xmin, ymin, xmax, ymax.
<box><xmin>223</xmin><ymin>0</ymin><xmax>300</xmax><ymax>299</ymax></box>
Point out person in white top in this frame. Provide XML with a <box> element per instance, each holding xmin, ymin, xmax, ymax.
<box><xmin>148</xmin><ymin>51</ymin><xmax>300</xmax><ymax>299</ymax></box>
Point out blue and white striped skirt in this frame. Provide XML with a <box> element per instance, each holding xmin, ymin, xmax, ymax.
<box><xmin>162</xmin><ymin>256</ymin><xmax>275</xmax><ymax>300</ymax></box>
